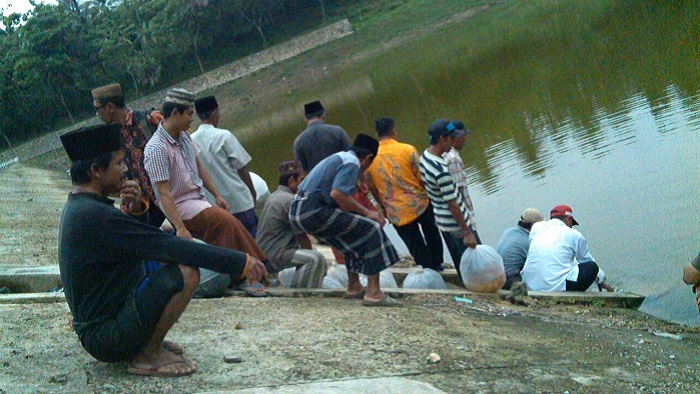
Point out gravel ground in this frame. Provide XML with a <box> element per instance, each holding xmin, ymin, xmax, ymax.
<box><xmin>1</xmin><ymin>294</ymin><xmax>699</xmax><ymax>393</ymax></box>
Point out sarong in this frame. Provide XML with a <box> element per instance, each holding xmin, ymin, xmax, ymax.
<box><xmin>289</xmin><ymin>191</ymin><xmax>399</xmax><ymax>276</ymax></box>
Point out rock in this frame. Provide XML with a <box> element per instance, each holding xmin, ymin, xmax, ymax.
<box><xmin>224</xmin><ymin>356</ymin><xmax>243</xmax><ymax>363</ymax></box>
<box><xmin>427</xmin><ymin>353</ymin><xmax>441</xmax><ymax>363</ymax></box>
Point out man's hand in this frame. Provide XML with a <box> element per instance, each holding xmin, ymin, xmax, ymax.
<box><xmin>244</xmin><ymin>257</ymin><xmax>268</xmax><ymax>284</ymax></box>
<box><xmin>175</xmin><ymin>226</ymin><xmax>194</xmax><ymax>241</ymax></box>
<box><xmin>366</xmin><ymin>210</ymin><xmax>386</xmax><ymax>226</ymax></box>
<box><xmin>215</xmin><ymin>195</ymin><xmax>230</xmax><ymax>211</ymax></box>
<box><xmin>119</xmin><ymin>179</ymin><xmax>141</xmax><ymax>209</ymax></box>
<box><xmin>598</xmin><ymin>281</ymin><xmax>615</xmax><ymax>292</ymax></box>
<box><xmin>462</xmin><ymin>231</ymin><xmax>477</xmax><ymax>249</ymax></box>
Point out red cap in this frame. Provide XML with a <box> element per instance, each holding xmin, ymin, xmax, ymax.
<box><xmin>550</xmin><ymin>204</ymin><xmax>579</xmax><ymax>225</ymax></box>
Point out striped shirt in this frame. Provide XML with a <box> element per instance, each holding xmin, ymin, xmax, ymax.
<box><xmin>419</xmin><ymin>149</ymin><xmax>469</xmax><ymax>233</ymax></box>
<box><xmin>144</xmin><ymin>124</ymin><xmax>211</xmax><ymax>220</ymax></box>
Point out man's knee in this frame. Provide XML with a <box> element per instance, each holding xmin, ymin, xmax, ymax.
<box><xmin>179</xmin><ymin>264</ymin><xmax>200</xmax><ymax>290</ymax></box>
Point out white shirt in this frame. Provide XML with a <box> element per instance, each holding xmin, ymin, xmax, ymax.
<box><xmin>521</xmin><ymin>219</ymin><xmax>605</xmax><ymax>291</ymax></box>
<box><xmin>191</xmin><ymin>124</ymin><xmax>254</xmax><ymax>214</ymax></box>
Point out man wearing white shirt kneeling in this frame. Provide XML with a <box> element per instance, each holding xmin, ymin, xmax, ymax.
<box><xmin>521</xmin><ymin>204</ymin><xmax>614</xmax><ymax>292</ymax></box>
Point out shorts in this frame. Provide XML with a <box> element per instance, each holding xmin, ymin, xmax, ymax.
<box><xmin>79</xmin><ymin>263</ymin><xmax>184</xmax><ymax>362</ymax></box>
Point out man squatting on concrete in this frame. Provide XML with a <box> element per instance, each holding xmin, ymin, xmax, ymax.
<box><xmin>290</xmin><ymin>134</ymin><xmax>402</xmax><ymax>306</ymax></box>
<box><xmin>420</xmin><ymin>120</ymin><xmax>478</xmax><ymax>281</ymax></box>
<box><xmin>58</xmin><ymin>123</ymin><xmax>266</xmax><ymax>377</ymax></box>
<box><xmin>495</xmin><ymin>208</ymin><xmax>545</xmax><ymax>290</ymax></box>
<box><xmin>521</xmin><ymin>205</ymin><xmax>614</xmax><ymax>292</ymax></box>
<box><xmin>365</xmin><ymin>117</ymin><xmax>444</xmax><ymax>272</ymax></box>
<box><xmin>91</xmin><ymin>83</ymin><xmax>166</xmax><ymax>227</ymax></box>
<box><xmin>191</xmin><ymin>96</ymin><xmax>259</xmax><ymax>237</ymax></box>
<box><xmin>143</xmin><ymin>89</ymin><xmax>269</xmax><ymax>296</ymax></box>
<box><xmin>256</xmin><ymin>160</ymin><xmax>327</xmax><ymax>288</ymax></box>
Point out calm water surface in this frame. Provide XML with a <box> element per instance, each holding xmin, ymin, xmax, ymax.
<box><xmin>223</xmin><ymin>2</ymin><xmax>700</xmax><ymax>325</ymax></box>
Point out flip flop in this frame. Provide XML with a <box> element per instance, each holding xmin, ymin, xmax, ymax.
<box><xmin>235</xmin><ymin>282</ymin><xmax>268</xmax><ymax>297</ymax></box>
<box><xmin>343</xmin><ymin>289</ymin><xmax>366</xmax><ymax>299</ymax></box>
<box><xmin>362</xmin><ymin>294</ymin><xmax>401</xmax><ymax>307</ymax></box>
<box><xmin>127</xmin><ymin>358</ymin><xmax>196</xmax><ymax>377</ymax></box>
<box><xmin>162</xmin><ymin>340</ymin><xmax>184</xmax><ymax>355</ymax></box>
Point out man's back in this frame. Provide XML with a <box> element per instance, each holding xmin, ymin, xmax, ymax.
<box><xmin>256</xmin><ymin>186</ymin><xmax>298</xmax><ymax>272</ymax></box>
<box><xmin>293</xmin><ymin>121</ymin><xmax>352</xmax><ymax>171</ymax></box>
<box><xmin>191</xmin><ymin>124</ymin><xmax>253</xmax><ymax>214</ymax></box>
<box><xmin>496</xmin><ymin>226</ymin><xmax>530</xmax><ymax>278</ymax></box>
<box><xmin>521</xmin><ymin>219</ymin><xmax>594</xmax><ymax>291</ymax></box>
<box><xmin>419</xmin><ymin>149</ymin><xmax>468</xmax><ymax>233</ymax></box>
<box><xmin>366</xmin><ymin>139</ymin><xmax>428</xmax><ymax>226</ymax></box>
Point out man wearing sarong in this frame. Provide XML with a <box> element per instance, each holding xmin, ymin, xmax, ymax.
<box><xmin>91</xmin><ymin>83</ymin><xmax>165</xmax><ymax>227</ymax></box>
<box><xmin>290</xmin><ymin>134</ymin><xmax>401</xmax><ymax>306</ymax></box>
<box><xmin>58</xmin><ymin>123</ymin><xmax>266</xmax><ymax>377</ymax></box>
<box><xmin>144</xmin><ymin>89</ymin><xmax>269</xmax><ymax>296</ymax></box>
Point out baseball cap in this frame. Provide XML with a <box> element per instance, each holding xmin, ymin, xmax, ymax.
<box><xmin>520</xmin><ymin>208</ymin><xmax>544</xmax><ymax>224</ymax></box>
<box><xmin>550</xmin><ymin>204</ymin><xmax>579</xmax><ymax>225</ymax></box>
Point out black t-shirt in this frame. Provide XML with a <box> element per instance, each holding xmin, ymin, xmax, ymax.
<box><xmin>59</xmin><ymin>193</ymin><xmax>248</xmax><ymax>331</ymax></box>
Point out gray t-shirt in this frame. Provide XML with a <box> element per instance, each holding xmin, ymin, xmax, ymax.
<box><xmin>495</xmin><ymin>226</ymin><xmax>530</xmax><ymax>277</ymax></box>
<box><xmin>297</xmin><ymin>151</ymin><xmax>360</xmax><ymax>199</ymax></box>
<box><xmin>293</xmin><ymin>121</ymin><xmax>352</xmax><ymax>171</ymax></box>
<box><xmin>256</xmin><ymin>185</ymin><xmax>303</xmax><ymax>273</ymax></box>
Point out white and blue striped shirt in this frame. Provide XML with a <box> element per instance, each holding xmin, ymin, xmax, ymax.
<box><xmin>419</xmin><ymin>150</ymin><xmax>469</xmax><ymax>233</ymax></box>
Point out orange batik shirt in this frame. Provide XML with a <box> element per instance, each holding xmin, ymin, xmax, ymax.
<box><xmin>366</xmin><ymin>139</ymin><xmax>429</xmax><ymax>227</ymax></box>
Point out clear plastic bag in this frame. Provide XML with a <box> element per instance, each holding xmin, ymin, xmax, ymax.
<box><xmin>321</xmin><ymin>262</ymin><xmax>349</xmax><ymax>289</ymax></box>
<box><xmin>277</xmin><ymin>267</ymin><xmax>297</xmax><ymax>288</ymax></box>
<box><xmin>403</xmin><ymin>266</ymin><xmax>447</xmax><ymax>290</ymax></box>
<box><xmin>360</xmin><ymin>269</ymin><xmax>399</xmax><ymax>289</ymax></box>
<box><xmin>460</xmin><ymin>245</ymin><xmax>506</xmax><ymax>293</ymax></box>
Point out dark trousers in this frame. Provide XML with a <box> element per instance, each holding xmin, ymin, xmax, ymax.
<box><xmin>442</xmin><ymin>231</ymin><xmax>468</xmax><ymax>283</ymax></box>
<box><xmin>565</xmin><ymin>261</ymin><xmax>600</xmax><ymax>291</ymax></box>
<box><xmin>145</xmin><ymin>201</ymin><xmax>166</xmax><ymax>228</ymax></box>
<box><xmin>394</xmin><ymin>203</ymin><xmax>444</xmax><ymax>271</ymax></box>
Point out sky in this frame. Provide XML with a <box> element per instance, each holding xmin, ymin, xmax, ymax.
<box><xmin>1</xmin><ymin>0</ymin><xmax>56</xmax><ymax>17</ymax></box>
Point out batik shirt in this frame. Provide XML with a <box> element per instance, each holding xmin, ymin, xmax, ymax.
<box><xmin>119</xmin><ymin>110</ymin><xmax>155</xmax><ymax>212</ymax></box>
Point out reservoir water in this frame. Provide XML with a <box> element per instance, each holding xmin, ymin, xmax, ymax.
<box><xmin>219</xmin><ymin>1</ymin><xmax>700</xmax><ymax>325</ymax></box>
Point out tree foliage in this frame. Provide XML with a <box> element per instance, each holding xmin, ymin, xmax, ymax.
<box><xmin>0</xmin><ymin>0</ymin><xmax>349</xmax><ymax>147</ymax></box>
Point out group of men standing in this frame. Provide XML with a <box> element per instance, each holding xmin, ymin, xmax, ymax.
<box><xmin>58</xmin><ymin>86</ymin><xmax>615</xmax><ymax>378</ymax></box>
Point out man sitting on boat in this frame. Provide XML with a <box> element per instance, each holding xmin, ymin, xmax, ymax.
<box><xmin>521</xmin><ymin>205</ymin><xmax>615</xmax><ymax>292</ymax></box>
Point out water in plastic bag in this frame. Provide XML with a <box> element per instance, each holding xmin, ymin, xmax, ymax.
<box><xmin>460</xmin><ymin>245</ymin><xmax>506</xmax><ymax>293</ymax></box>
<box><xmin>360</xmin><ymin>269</ymin><xmax>399</xmax><ymax>289</ymax></box>
<box><xmin>321</xmin><ymin>262</ymin><xmax>349</xmax><ymax>289</ymax></box>
<box><xmin>403</xmin><ymin>266</ymin><xmax>447</xmax><ymax>290</ymax></box>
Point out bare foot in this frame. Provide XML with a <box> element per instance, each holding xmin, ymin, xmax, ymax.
<box><xmin>162</xmin><ymin>340</ymin><xmax>184</xmax><ymax>355</ymax></box>
<box><xmin>129</xmin><ymin>348</ymin><xmax>196</xmax><ymax>377</ymax></box>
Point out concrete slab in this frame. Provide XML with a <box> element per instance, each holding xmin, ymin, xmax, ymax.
<box><xmin>201</xmin><ymin>377</ymin><xmax>446</xmax><ymax>393</ymax></box>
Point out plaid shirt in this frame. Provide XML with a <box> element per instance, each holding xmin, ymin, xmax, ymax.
<box><xmin>144</xmin><ymin>124</ymin><xmax>211</xmax><ymax>220</ymax></box>
<box><xmin>443</xmin><ymin>147</ymin><xmax>477</xmax><ymax>227</ymax></box>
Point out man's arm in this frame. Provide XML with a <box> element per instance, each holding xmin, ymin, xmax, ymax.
<box><xmin>297</xmin><ymin>233</ymin><xmax>313</xmax><ymax>250</ymax></box>
<box><xmin>237</xmin><ymin>165</ymin><xmax>257</xmax><ymax>204</ymax></box>
<box><xmin>330</xmin><ymin>189</ymin><xmax>385</xmax><ymax>226</ymax></box>
<box><xmin>446</xmin><ymin>198</ymin><xmax>476</xmax><ymax>248</ymax></box>
<box><xmin>153</xmin><ymin>180</ymin><xmax>192</xmax><ymax>240</ymax></box>
<box><xmin>197</xmin><ymin>156</ymin><xmax>230</xmax><ymax>211</ymax></box>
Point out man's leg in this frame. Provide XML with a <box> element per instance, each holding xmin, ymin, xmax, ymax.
<box><xmin>565</xmin><ymin>262</ymin><xmax>600</xmax><ymax>291</ymax></box>
<box><xmin>394</xmin><ymin>220</ymin><xmax>433</xmax><ymax>268</ymax></box>
<box><xmin>414</xmin><ymin>204</ymin><xmax>445</xmax><ymax>270</ymax></box>
<box><xmin>442</xmin><ymin>231</ymin><xmax>467</xmax><ymax>283</ymax></box>
<box><xmin>232</xmin><ymin>207</ymin><xmax>258</xmax><ymax>239</ymax></box>
<box><xmin>130</xmin><ymin>265</ymin><xmax>199</xmax><ymax>375</ymax></box>
<box><xmin>286</xmin><ymin>249</ymin><xmax>327</xmax><ymax>288</ymax></box>
<box><xmin>346</xmin><ymin>271</ymin><xmax>364</xmax><ymax>297</ymax></box>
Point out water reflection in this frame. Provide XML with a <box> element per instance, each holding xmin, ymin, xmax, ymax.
<box><xmin>233</xmin><ymin>1</ymin><xmax>700</xmax><ymax>324</ymax></box>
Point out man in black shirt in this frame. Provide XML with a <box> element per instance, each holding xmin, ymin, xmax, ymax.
<box><xmin>59</xmin><ymin>123</ymin><xmax>266</xmax><ymax>377</ymax></box>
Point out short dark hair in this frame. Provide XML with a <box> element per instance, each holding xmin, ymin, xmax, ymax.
<box><xmin>517</xmin><ymin>220</ymin><xmax>535</xmax><ymax>231</ymax></box>
<box><xmin>278</xmin><ymin>173</ymin><xmax>299</xmax><ymax>186</ymax></box>
<box><xmin>304</xmin><ymin>110</ymin><xmax>324</xmax><ymax>120</ymax></box>
<box><xmin>350</xmin><ymin>146</ymin><xmax>373</xmax><ymax>160</ymax></box>
<box><xmin>98</xmin><ymin>96</ymin><xmax>125</xmax><ymax>109</ymax></box>
<box><xmin>69</xmin><ymin>151</ymin><xmax>113</xmax><ymax>185</ymax></box>
<box><xmin>374</xmin><ymin>117</ymin><xmax>395</xmax><ymax>137</ymax></box>
<box><xmin>197</xmin><ymin>109</ymin><xmax>216</xmax><ymax>121</ymax></box>
<box><xmin>162</xmin><ymin>102</ymin><xmax>190</xmax><ymax>118</ymax></box>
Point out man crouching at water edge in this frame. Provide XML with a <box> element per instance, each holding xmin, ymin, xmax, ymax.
<box><xmin>289</xmin><ymin>134</ymin><xmax>402</xmax><ymax>306</ymax></box>
<box><xmin>521</xmin><ymin>205</ymin><xmax>614</xmax><ymax>292</ymax></box>
<box><xmin>58</xmin><ymin>124</ymin><xmax>266</xmax><ymax>377</ymax></box>
<box><xmin>682</xmin><ymin>252</ymin><xmax>700</xmax><ymax>311</ymax></box>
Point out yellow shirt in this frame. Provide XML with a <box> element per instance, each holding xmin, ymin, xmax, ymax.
<box><xmin>366</xmin><ymin>139</ymin><xmax>429</xmax><ymax>226</ymax></box>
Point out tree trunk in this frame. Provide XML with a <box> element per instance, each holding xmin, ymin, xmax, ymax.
<box><xmin>194</xmin><ymin>26</ymin><xmax>205</xmax><ymax>73</ymax></box>
<box><xmin>58</xmin><ymin>91</ymin><xmax>75</xmax><ymax>124</ymax></box>
<box><xmin>319</xmin><ymin>0</ymin><xmax>326</xmax><ymax>22</ymax></box>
